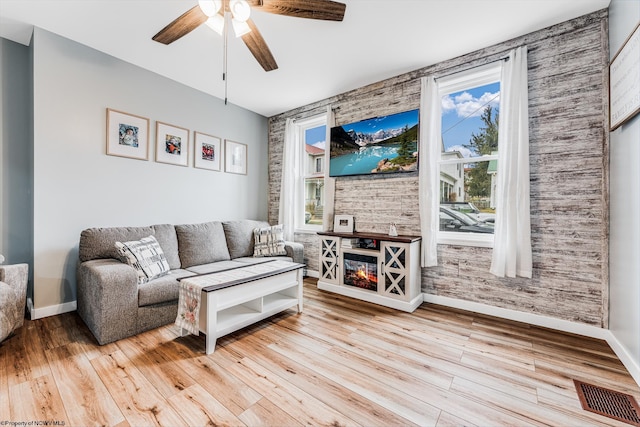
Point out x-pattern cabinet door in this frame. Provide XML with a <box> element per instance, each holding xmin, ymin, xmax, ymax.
<box><xmin>319</xmin><ymin>236</ymin><xmax>340</xmax><ymax>284</ymax></box>
<box><xmin>381</xmin><ymin>242</ymin><xmax>409</xmax><ymax>299</ymax></box>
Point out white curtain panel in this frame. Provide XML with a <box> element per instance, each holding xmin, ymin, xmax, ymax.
<box><xmin>322</xmin><ymin>106</ymin><xmax>336</xmax><ymax>231</ymax></box>
<box><xmin>418</xmin><ymin>76</ymin><xmax>441</xmax><ymax>267</ymax></box>
<box><xmin>279</xmin><ymin>118</ymin><xmax>299</xmax><ymax>241</ymax></box>
<box><xmin>490</xmin><ymin>46</ymin><xmax>533</xmax><ymax>278</ymax></box>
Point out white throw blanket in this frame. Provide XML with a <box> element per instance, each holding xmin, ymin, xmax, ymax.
<box><xmin>175</xmin><ymin>277</ymin><xmax>204</xmax><ymax>335</ymax></box>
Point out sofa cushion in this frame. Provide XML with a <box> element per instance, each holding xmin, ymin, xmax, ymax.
<box><xmin>152</xmin><ymin>224</ymin><xmax>181</xmax><ymax>270</ymax></box>
<box><xmin>175</xmin><ymin>221</ymin><xmax>230</xmax><ymax>268</ymax></box>
<box><xmin>253</xmin><ymin>224</ymin><xmax>287</xmax><ymax>257</ymax></box>
<box><xmin>115</xmin><ymin>236</ymin><xmax>170</xmax><ymax>284</ymax></box>
<box><xmin>79</xmin><ymin>226</ymin><xmax>155</xmax><ymax>262</ymax></box>
<box><xmin>222</xmin><ymin>220</ymin><xmax>270</xmax><ymax>259</ymax></box>
<box><xmin>138</xmin><ymin>269</ymin><xmax>195</xmax><ymax>307</ymax></box>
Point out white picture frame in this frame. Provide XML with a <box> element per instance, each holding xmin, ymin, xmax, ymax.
<box><xmin>610</xmin><ymin>22</ymin><xmax>640</xmax><ymax>131</ymax></box>
<box><xmin>156</xmin><ymin>121</ymin><xmax>189</xmax><ymax>167</ymax></box>
<box><xmin>225</xmin><ymin>140</ymin><xmax>247</xmax><ymax>175</ymax></box>
<box><xmin>334</xmin><ymin>215</ymin><xmax>354</xmax><ymax>233</ymax></box>
<box><xmin>106</xmin><ymin>108</ymin><xmax>149</xmax><ymax>161</ymax></box>
<box><xmin>194</xmin><ymin>131</ymin><xmax>222</xmax><ymax>171</ymax></box>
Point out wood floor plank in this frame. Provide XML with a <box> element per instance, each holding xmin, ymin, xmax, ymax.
<box><xmin>116</xmin><ymin>332</ymin><xmax>196</xmax><ymax>399</ymax></box>
<box><xmin>7</xmin><ymin>374</ymin><xmax>68</xmax><ymax>423</ymax></box>
<box><xmin>159</xmin><ymin>335</ymin><xmax>264</xmax><ymax>417</ymax></box>
<box><xmin>238</xmin><ymin>397</ymin><xmax>304</xmax><ymax>427</ymax></box>
<box><xmin>450</xmin><ymin>376</ymin><xmax>613</xmax><ymax>427</ymax></box>
<box><xmin>3</xmin><ymin>322</ymin><xmax>50</xmax><ymax>388</ymax></box>
<box><xmin>534</xmin><ymin>357</ymin><xmax>640</xmax><ymax>398</ymax></box>
<box><xmin>45</xmin><ymin>344</ymin><xmax>124</xmax><ymax>426</ymax></box>
<box><xmin>265</xmin><ymin>337</ymin><xmax>442</xmax><ymax>426</ymax></box>
<box><xmin>536</xmin><ymin>384</ymin><xmax>635</xmax><ymax>427</ymax></box>
<box><xmin>234</xmin><ymin>326</ymin><xmax>421</xmax><ymax>427</ymax></box>
<box><xmin>91</xmin><ymin>349</ymin><xmax>188</xmax><ymax>426</ymax></box>
<box><xmin>215</xmin><ymin>346</ymin><xmax>362</xmax><ymax>427</ymax></box>
<box><xmin>0</xmin><ymin>337</ymin><xmax>11</xmax><ymax>417</ymax></box>
<box><xmin>435</xmin><ymin>411</ymin><xmax>479</xmax><ymax>427</ymax></box>
<box><xmin>459</xmin><ymin>351</ymin><xmax>577</xmax><ymax>400</ymax></box>
<box><xmin>3</xmin><ymin>279</ymin><xmax>639</xmax><ymax>426</ymax></box>
<box><xmin>167</xmin><ymin>383</ymin><xmax>245</xmax><ymax>426</ymax></box>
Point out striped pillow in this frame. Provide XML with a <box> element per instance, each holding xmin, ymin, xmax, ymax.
<box><xmin>253</xmin><ymin>224</ymin><xmax>287</xmax><ymax>257</ymax></box>
<box><xmin>115</xmin><ymin>235</ymin><xmax>170</xmax><ymax>284</ymax></box>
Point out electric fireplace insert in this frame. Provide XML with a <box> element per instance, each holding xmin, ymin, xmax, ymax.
<box><xmin>343</xmin><ymin>252</ymin><xmax>378</xmax><ymax>291</ymax></box>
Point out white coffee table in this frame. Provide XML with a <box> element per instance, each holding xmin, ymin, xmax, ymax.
<box><xmin>179</xmin><ymin>260</ymin><xmax>304</xmax><ymax>354</ymax></box>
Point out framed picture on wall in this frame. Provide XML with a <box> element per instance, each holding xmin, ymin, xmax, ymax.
<box><xmin>156</xmin><ymin>121</ymin><xmax>189</xmax><ymax>167</ymax></box>
<box><xmin>194</xmin><ymin>132</ymin><xmax>222</xmax><ymax>171</ymax></box>
<box><xmin>225</xmin><ymin>140</ymin><xmax>247</xmax><ymax>175</ymax></box>
<box><xmin>610</xmin><ymin>22</ymin><xmax>640</xmax><ymax>131</ymax></box>
<box><xmin>106</xmin><ymin>108</ymin><xmax>150</xmax><ymax>160</ymax></box>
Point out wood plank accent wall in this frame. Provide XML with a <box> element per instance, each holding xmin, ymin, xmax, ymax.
<box><xmin>268</xmin><ymin>10</ymin><xmax>610</xmax><ymax>327</ymax></box>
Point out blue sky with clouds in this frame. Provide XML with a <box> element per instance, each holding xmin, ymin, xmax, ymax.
<box><xmin>441</xmin><ymin>82</ymin><xmax>500</xmax><ymax>157</ymax></box>
<box><xmin>306</xmin><ymin>125</ymin><xmax>326</xmax><ymax>148</ymax></box>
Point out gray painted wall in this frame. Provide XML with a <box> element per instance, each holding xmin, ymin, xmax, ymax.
<box><xmin>28</xmin><ymin>28</ymin><xmax>268</xmax><ymax>314</ymax></box>
<box><xmin>0</xmin><ymin>37</ymin><xmax>33</xmax><ymax>297</ymax></box>
<box><xmin>608</xmin><ymin>0</ymin><xmax>640</xmax><ymax>376</ymax></box>
<box><xmin>268</xmin><ymin>10</ymin><xmax>610</xmax><ymax>327</ymax></box>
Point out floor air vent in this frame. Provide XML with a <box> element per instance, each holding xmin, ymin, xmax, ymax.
<box><xmin>574</xmin><ymin>379</ymin><xmax>640</xmax><ymax>426</ymax></box>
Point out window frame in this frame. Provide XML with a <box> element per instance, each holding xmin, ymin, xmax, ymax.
<box><xmin>294</xmin><ymin>114</ymin><xmax>327</xmax><ymax>233</ymax></box>
<box><xmin>436</xmin><ymin>62</ymin><xmax>501</xmax><ymax>248</ymax></box>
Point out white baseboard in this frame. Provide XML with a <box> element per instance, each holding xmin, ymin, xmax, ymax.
<box><xmin>605</xmin><ymin>331</ymin><xmax>640</xmax><ymax>388</ymax></box>
<box><xmin>423</xmin><ymin>293</ymin><xmax>640</xmax><ymax>388</ymax></box>
<box><xmin>28</xmin><ymin>297</ymin><xmax>77</xmax><ymax>320</ymax></box>
<box><xmin>305</xmin><ymin>269</ymin><xmax>319</xmax><ymax>279</ymax></box>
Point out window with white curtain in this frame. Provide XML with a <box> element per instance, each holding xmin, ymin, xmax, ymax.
<box><xmin>295</xmin><ymin>115</ymin><xmax>327</xmax><ymax>231</ymax></box>
<box><xmin>436</xmin><ymin>62</ymin><xmax>502</xmax><ymax>247</ymax></box>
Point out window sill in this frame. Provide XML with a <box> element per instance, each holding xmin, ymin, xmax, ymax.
<box><xmin>294</xmin><ymin>228</ymin><xmax>322</xmax><ymax>235</ymax></box>
<box><xmin>437</xmin><ymin>232</ymin><xmax>494</xmax><ymax>248</ymax></box>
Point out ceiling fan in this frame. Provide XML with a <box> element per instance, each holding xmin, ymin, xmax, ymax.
<box><xmin>152</xmin><ymin>0</ymin><xmax>347</xmax><ymax>72</ymax></box>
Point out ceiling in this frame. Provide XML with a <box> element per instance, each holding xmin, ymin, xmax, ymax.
<box><xmin>0</xmin><ymin>0</ymin><xmax>610</xmax><ymax>117</ymax></box>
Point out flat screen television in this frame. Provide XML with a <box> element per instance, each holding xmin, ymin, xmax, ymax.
<box><xmin>329</xmin><ymin>108</ymin><xmax>419</xmax><ymax>177</ymax></box>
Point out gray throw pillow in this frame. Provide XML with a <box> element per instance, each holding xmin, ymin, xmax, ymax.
<box><xmin>222</xmin><ymin>220</ymin><xmax>270</xmax><ymax>259</ymax></box>
<box><xmin>152</xmin><ymin>224</ymin><xmax>181</xmax><ymax>270</ymax></box>
<box><xmin>175</xmin><ymin>221</ymin><xmax>231</xmax><ymax>268</ymax></box>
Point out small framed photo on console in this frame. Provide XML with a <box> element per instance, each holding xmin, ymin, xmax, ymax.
<box><xmin>333</xmin><ymin>215</ymin><xmax>354</xmax><ymax>233</ymax></box>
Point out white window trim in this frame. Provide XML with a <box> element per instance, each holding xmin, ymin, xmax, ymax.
<box><xmin>436</xmin><ymin>62</ymin><xmax>501</xmax><ymax>248</ymax></box>
<box><xmin>294</xmin><ymin>114</ymin><xmax>327</xmax><ymax>233</ymax></box>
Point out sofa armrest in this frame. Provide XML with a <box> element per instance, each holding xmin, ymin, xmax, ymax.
<box><xmin>0</xmin><ymin>264</ymin><xmax>28</xmax><ymax>330</ymax></box>
<box><xmin>76</xmin><ymin>259</ymin><xmax>139</xmax><ymax>345</ymax></box>
<box><xmin>284</xmin><ymin>241</ymin><xmax>304</xmax><ymax>265</ymax></box>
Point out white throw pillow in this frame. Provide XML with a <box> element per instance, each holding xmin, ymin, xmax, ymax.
<box><xmin>115</xmin><ymin>235</ymin><xmax>170</xmax><ymax>284</ymax></box>
<box><xmin>253</xmin><ymin>224</ymin><xmax>287</xmax><ymax>257</ymax></box>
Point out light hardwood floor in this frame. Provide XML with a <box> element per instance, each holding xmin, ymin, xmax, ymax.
<box><xmin>2</xmin><ymin>278</ymin><xmax>639</xmax><ymax>426</ymax></box>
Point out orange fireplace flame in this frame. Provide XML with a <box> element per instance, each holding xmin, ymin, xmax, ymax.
<box><xmin>356</xmin><ymin>266</ymin><xmax>368</xmax><ymax>279</ymax></box>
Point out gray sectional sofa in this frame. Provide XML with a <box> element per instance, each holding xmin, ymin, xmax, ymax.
<box><xmin>77</xmin><ymin>220</ymin><xmax>303</xmax><ymax>345</ymax></box>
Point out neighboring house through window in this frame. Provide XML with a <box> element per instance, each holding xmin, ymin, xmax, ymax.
<box><xmin>437</xmin><ymin>62</ymin><xmax>501</xmax><ymax>247</ymax></box>
<box><xmin>296</xmin><ymin>115</ymin><xmax>326</xmax><ymax>230</ymax></box>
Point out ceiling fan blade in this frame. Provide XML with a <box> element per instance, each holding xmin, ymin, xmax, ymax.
<box><xmin>247</xmin><ymin>0</ymin><xmax>346</xmax><ymax>21</ymax></box>
<box><xmin>241</xmin><ymin>18</ymin><xmax>278</xmax><ymax>71</ymax></box>
<box><xmin>152</xmin><ymin>5</ymin><xmax>208</xmax><ymax>45</ymax></box>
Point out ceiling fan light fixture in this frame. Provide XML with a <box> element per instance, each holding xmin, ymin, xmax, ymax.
<box><xmin>229</xmin><ymin>0</ymin><xmax>251</xmax><ymax>22</ymax></box>
<box><xmin>198</xmin><ymin>0</ymin><xmax>221</xmax><ymax>17</ymax></box>
<box><xmin>205</xmin><ymin>14</ymin><xmax>225</xmax><ymax>35</ymax></box>
<box><xmin>232</xmin><ymin>18</ymin><xmax>252</xmax><ymax>37</ymax></box>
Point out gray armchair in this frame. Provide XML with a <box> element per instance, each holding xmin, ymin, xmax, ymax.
<box><xmin>0</xmin><ymin>263</ymin><xmax>28</xmax><ymax>343</ymax></box>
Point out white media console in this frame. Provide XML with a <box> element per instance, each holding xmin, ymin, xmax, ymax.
<box><xmin>317</xmin><ymin>231</ymin><xmax>422</xmax><ymax>312</ymax></box>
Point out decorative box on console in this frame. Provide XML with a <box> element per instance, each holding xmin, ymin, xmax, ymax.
<box><xmin>317</xmin><ymin>231</ymin><xmax>422</xmax><ymax>312</ymax></box>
